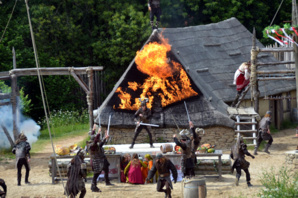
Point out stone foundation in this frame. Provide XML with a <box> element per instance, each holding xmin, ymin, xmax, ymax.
<box><xmin>107</xmin><ymin>126</ymin><xmax>235</xmax><ymax>149</ymax></box>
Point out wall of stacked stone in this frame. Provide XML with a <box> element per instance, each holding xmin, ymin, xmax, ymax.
<box><xmin>107</xmin><ymin>126</ymin><xmax>235</xmax><ymax>149</ymax></box>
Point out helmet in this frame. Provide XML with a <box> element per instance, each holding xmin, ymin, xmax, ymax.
<box><xmin>179</xmin><ymin>129</ymin><xmax>189</xmax><ymax>140</ymax></box>
<box><xmin>156</xmin><ymin>153</ymin><xmax>163</xmax><ymax>159</ymax></box>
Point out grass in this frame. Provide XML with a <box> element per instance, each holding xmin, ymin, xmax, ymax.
<box><xmin>257</xmin><ymin>167</ymin><xmax>298</xmax><ymax>198</ymax></box>
<box><xmin>31</xmin><ymin>125</ymin><xmax>89</xmax><ymax>154</ymax></box>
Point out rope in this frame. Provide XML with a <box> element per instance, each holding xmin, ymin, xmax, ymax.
<box><xmin>24</xmin><ymin>0</ymin><xmax>66</xmax><ymax>193</ymax></box>
<box><xmin>0</xmin><ymin>0</ymin><xmax>18</xmax><ymax>43</ymax></box>
<box><xmin>269</xmin><ymin>0</ymin><xmax>285</xmax><ymax>26</ymax></box>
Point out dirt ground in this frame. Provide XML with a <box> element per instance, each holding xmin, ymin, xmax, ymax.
<box><xmin>1</xmin><ymin>128</ymin><xmax>297</xmax><ymax>198</ymax></box>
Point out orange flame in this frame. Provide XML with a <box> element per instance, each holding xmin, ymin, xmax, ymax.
<box><xmin>114</xmin><ymin>35</ymin><xmax>198</xmax><ymax>110</ymax></box>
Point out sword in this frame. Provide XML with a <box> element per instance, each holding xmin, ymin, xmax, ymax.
<box><xmin>137</xmin><ymin>122</ymin><xmax>159</xmax><ymax>127</ymax></box>
<box><xmin>107</xmin><ymin>114</ymin><xmax>112</xmax><ymax>136</ymax></box>
<box><xmin>184</xmin><ymin>101</ymin><xmax>191</xmax><ymax>122</ymax></box>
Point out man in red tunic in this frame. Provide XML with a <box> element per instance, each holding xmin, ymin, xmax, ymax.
<box><xmin>231</xmin><ymin>61</ymin><xmax>251</xmax><ymax>107</ymax></box>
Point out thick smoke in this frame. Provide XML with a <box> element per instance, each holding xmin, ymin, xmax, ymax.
<box><xmin>0</xmin><ymin>98</ymin><xmax>40</xmax><ymax>149</ymax></box>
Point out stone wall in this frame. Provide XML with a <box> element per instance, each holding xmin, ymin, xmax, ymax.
<box><xmin>107</xmin><ymin>126</ymin><xmax>235</xmax><ymax>149</ymax></box>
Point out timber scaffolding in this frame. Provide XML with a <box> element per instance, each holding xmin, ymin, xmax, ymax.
<box><xmin>0</xmin><ymin>66</ymin><xmax>104</xmax><ymax>143</ymax></box>
<box><xmin>231</xmin><ymin>27</ymin><xmax>297</xmax><ymax>146</ymax></box>
<box><xmin>235</xmin><ymin>28</ymin><xmax>297</xmax><ymax>112</ymax></box>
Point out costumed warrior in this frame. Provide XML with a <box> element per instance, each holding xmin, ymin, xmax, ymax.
<box><xmin>230</xmin><ymin>135</ymin><xmax>255</xmax><ymax>187</ymax></box>
<box><xmin>254</xmin><ymin>111</ymin><xmax>273</xmax><ymax>155</ymax></box>
<box><xmin>231</xmin><ymin>61</ymin><xmax>251</xmax><ymax>107</ymax></box>
<box><xmin>12</xmin><ymin>132</ymin><xmax>31</xmax><ymax>186</ymax></box>
<box><xmin>65</xmin><ymin>149</ymin><xmax>87</xmax><ymax>198</ymax></box>
<box><xmin>146</xmin><ymin>153</ymin><xmax>177</xmax><ymax>198</ymax></box>
<box><xmin>0</xmin><ymin>179</ymin><xmax>7</xmax><ymax>198</ymax></box>
<box><xmin>88</xmin><ymin>125</ymin><xmax>113</xmax><ymax>193</ymax></box>
<box><xmin>129</xmin><ymin>98</ymin><xmax>154</xmax><ymax>149</ymax></box>
<box><xmin>173</xmin><ymin>121</ymin><xmax>201</xmax><ymax>178</ymax></box>
<box><xmin>148</xmin><ymin>0</ymin><xmax>161</xmax><ymax>30</ymax></box>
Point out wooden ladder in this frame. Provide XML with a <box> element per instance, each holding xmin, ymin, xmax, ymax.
<box><xmin>234</xmin><ymin>115</ymin><xmax>257</xmax><ymax>147</ymax></box>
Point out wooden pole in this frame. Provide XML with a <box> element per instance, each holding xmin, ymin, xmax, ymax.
<box><xmin>1</xmin><ymin>125</ymin><xmax>15</xmax><ymax>148</ymax></box>
<box><xmin>11</xmin><ymin>73</ymin><xmax>18</xmax><ymax>141</ymax></box>
<box><xmin>87</xmin><ymin>67</ymin><xmax>94</xmax><ymax>131</ymax></box>
<box><xmin>251</xmin><ymin>27</ymin><xmax>260</xmax><ymax>113</ymax></box>
<box><xmin>292</xmin><ymin>0</ymin><xmax>298</xmax><ymax>108</ymax></box>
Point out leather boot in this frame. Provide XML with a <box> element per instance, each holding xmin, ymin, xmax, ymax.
<box><xmin>253</xmin><ymin>145</ymin><xmax>258</xmax><ymax>155</ymax></box>
<box><xmin>17</xmin><ymin>173</ymin><xmax>21</xmax><ymax>186</ymax></box>
<box><xmin>105</xmin><ymin>173</ymin><xmax>114</xmax><ymax>186</ymax></box>
<box><xmin>235</xmin><ymin>174</ymin><xmax>240</xmax><ymax>186</ymax></box>
<box><xmin>91</xmin><ymin>183</ymin><xmax>101</xmax><ymax>192</ymax></box>
<box><xmin>129</xmin><ymin>142</ymin><xmax>134</xmax><ymax>149</ymax></box>
<box><xmin>264</xmin><ymin>144</ymin><xmax>271</xmax><ymax>154</ymax></box>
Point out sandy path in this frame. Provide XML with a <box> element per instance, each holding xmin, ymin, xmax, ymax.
<box><xmin>1</xmin><ymin>128</ymin><xmax>297</xmax><ymax>198</ymax></box>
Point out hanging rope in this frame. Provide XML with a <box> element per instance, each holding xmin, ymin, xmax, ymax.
<box><xmin>0</xmin><ymin>0</ymin><xmax>18</xmax><ymax>43</ymax></box>
<box><xmin>24</xmin><ymin>0</ymin><xmax>66</xmax><ymax>193</ymax></box>
<box><xmin>269</xmin><ymin>0</ymin><xmax>285</xmax><ymax>26</ymax></box>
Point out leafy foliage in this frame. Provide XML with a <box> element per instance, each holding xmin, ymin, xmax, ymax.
<box><xmin>258</xmin><ymin>167</ymin><xmax>298</xmax><ymax>198</ymax></box>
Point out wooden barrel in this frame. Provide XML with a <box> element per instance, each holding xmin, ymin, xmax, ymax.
<box><xmin>160</xmin><ymin>144</ymin><xmax>173</xmax><ymax>154</ymax></box>
<box><xmin>182</xmin><ymin>178</ymin><xmax>207</xmax><ymax>198</ymax></box>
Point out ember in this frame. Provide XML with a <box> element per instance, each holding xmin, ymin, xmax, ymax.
<box><xmin>114</xmin><ymin>35</ymin><xmax>198</xmax><ymax>110</ymax></box>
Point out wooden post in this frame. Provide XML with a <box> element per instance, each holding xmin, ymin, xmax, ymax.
<box><xmin>292</xmin><ymin>0</ymin><xmax>298</xmax><ymax>108</ymax></box>
<box><xmin>1</xmin><ymin>125</ymin><xmax>15</xmax><ymax>148</ymax></box>
<box><xmin>87</xmin><ymin>67</ymin><xmax>94</xmax><ymax>131</ymax></box>
<box><xmin>11</xmin><ymin>73</ymin><xmax>19</xmax><ymax>141</ymax></box>
<box><xmin>251</xmin><ymin>27</ymin><xmax>260</xmax><ymax>113</ymax></box>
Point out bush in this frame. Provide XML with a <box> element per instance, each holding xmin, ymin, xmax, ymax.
<box><xmin>258</xmin><ymin>167</ymin><xmax>298</xmax><ymax>198</ymax></box>
<box><xmin>38</xmin><ymin>109</ymin><xmax>89</xmax><ymax>129</ymax></box>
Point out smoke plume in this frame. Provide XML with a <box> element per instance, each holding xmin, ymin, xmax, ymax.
<box><xmin>0</xmin><ymin>98</ymin><xmax>40</xmax><ymax>149</ymax></box>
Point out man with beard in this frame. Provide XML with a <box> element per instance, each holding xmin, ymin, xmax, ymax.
<box><xmin>129</xmin><ymin>99</ymin><xmax>154</xmax><ymax>149</ymax></box>
<box><xmin>65</xmin><ymin>149</ymin><xmax>87</xmax><ymax>198</ymax></box>
<box><xmin>88</xmin><ymin>125</ymin><xmax>113</xmax><ymax>193</ymax></box>
<box><xmin>230</xmin><ymin>136</ymin><xmax>255</xmax><ymax>187</ymax></box>
<box><xmin>146</xmin><ymin>153</ymin><xmax>177</xmax><ymax>198</ymax></box>
<box><xmin>173</xmin><ymin>121</ymin><xmax>201</xmax><ymax>178</ymax></box>
<box><xmin>0</xmin><ymin>179</ymin><xmax>7</xmax><ymax>198</ymax></box>
<box><xmin>254</xmin><ymin>111</ymin><xmax>273</xmax><ymax>155</ymax></box>
<box><xmin>12</xmin><ymin>132</ymin><xmax>31</xmax><ymax>186</ymax></box>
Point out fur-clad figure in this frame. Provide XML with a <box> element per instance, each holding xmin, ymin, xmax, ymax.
<box><xmin>146</xmin><ymin>153</ymin><xmax>177</xmax><ymax>198</ymax></box>
<box><xmin>12</xmin><ymin>132</ymin><xmax>31</xmax><ymax>186</ymax></box>
<box><xmin>88</xmin><ymin>125</ymin><xmax>113</xmax><ymax>193</ymax></box>
<box><xmin>129</xmin><ymin>99</ymin><xmax>154</xmax><ymax>149</ymax></box>
<box><xmin>230</xmin><ymin>136</ymin><xmax>255</xmax><ymax>187</ymax></box>
<box><xmin>65</xmin><ymin>149</ymin><xmax>87</xmax><ymax>198</ymax></box>
<box><xmin>254</xmin><ymin>111</ymin><xmax>273</xmax><ymax>155</ymax></box>
<box><xmin>173</xmin><ymin>121</ymin><xmax>201</xmax><ymax>178</ymax></box>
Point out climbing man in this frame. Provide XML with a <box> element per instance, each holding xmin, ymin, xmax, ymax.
<box><xmin>231</xmin><ymin>61</ymin><xmax>251</xmax><ymax>107</ymax></box>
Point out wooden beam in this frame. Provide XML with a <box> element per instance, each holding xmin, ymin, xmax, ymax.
<box><xmin>258</xmin><ymin>77</ymin><xmax>295</xmax><ymax>81</ymax></box>
<box><xmin>0</xmin><ymin>101</ymin><xmax>10</xmax><ymax>106</ymax></box>
<box><xmin>1</xmin><ymin>125</ymin><xmax>15</xmax><ymax>148</ymax></box>
<box><xmin>0</xmin><ymin>93</ymin><xmax>10</xmax><ymax>100</ymax></box>
<box><xmin>257</xmin><ymin>70</ymin><xmax>295</xmax><ymax>74</ymax></box>
<box><xmin>70</xmin><ymin>71</ymin><xmax>89</xmax><ymax>94</ymax></box>
<box><xmin>259</xmin><ymin>47</ymin><xmax>294</xmax><ymax>52</ymax></box>
<box><xmin>0</xmin><ymin>66</ymin><xmax>104</xmax><ymax>77</ymax></box>
<box><xmin>257</xmin><ymin>61</ymin><xmax>295</xmax><ymax>66</ymax></box>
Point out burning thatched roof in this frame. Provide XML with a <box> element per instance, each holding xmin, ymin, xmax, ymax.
<box><xmin>96</xmin><ymin>27</ymin><xmax>235</xmax><ymax>128</ymax></box>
